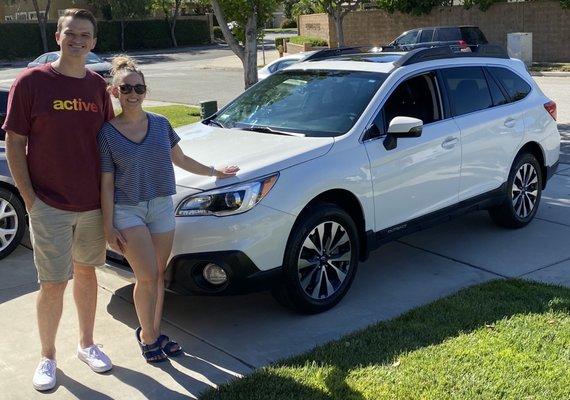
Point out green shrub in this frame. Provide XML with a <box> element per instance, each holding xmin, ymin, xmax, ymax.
<box><xmin>289</xmin><ymin>36</ymin><xmax>328</xmax><ymax>47</ymax></box>
<box><xmin>0</xmin><ymin>19</ymin><xmax>210</xmax><ymax>60</ymax></box>
<box><xmin>281</xmin><ymin>19</ymin><xmax>297</xmax><ymax>29</ymax></box>
<box><xmin>213</xmin><ymin>26</ymin><xmax>224</xmax><ymax>40</ymax></box>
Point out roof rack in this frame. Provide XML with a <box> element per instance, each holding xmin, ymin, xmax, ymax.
<box><xmin>303</xmin><ymin>46</ymin><xmax>376</xmax><ymax>62</ymax></box>
<box><xmin>393</xmin><ymin>44</ymin><xmax>509</xmax><ymax>67</ymax></box>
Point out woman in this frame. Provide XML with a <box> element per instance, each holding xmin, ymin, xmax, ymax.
<box><xmin>98</xmin><ymin>55</ymin><xmax>238</xmax><ymax>363</ymax></box>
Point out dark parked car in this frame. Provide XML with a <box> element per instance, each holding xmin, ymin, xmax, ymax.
<box><xmin>28</xmin><ymin>51</ymin><xmax>112</xmax><ymax>81</ymax></box>
<box><xmin>0</xmin><ymin>147</ymin><xmax>26</xmax><ymax>259</ymax></box>
<box><xmin>384</xmin><ymin>26</ymin><xmax>488</xmax><ymax>51</ymax></box>
<box><xmin>0</xmin><ymin>88</ymin><xmax>7</xmax><ymax>142</ymax></box>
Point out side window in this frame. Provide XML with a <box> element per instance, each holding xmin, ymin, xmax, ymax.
<box><xmin>382</xmin><ymin>72</ymin><xmax>442</xmax><ymax>130</ymax></box>
<box><xmin>419</xmin><ymin>29</ymin><xmax>434</xmax><ymax>43</ymax></box>
<box><xmin>484</xmin><ymin>70</ymin><xmax>509</xmax><ymax>106</ymax></box>
<box><xmin>35</xmin><ymin>55</ymin><xmax>48</xmax><ymax>64</ymax></box>
<box><xmin>46</xmin><ymin>54</ymin><xmax>58</xmax><ymax>63</ymax></box>
<box><xmin>488</xmin><ymin>67</ymin><xmax>531</xmax><ymax>102</ymax></box>
<box><xmin>442</xmin><ymin>67</ymin><xmax>492</xmax><ymax>116</ymax></box>
<box><xmin>276</xmin><ymin>60</ymin><xmax>298</xmax><ymax>72</ymax></box>
<box><xmin>395</xmin><ymin>30</ymin><xmax>418</xmax><ymax>46</ymax></box>
<box><xmin>434</xmin><ymin>27</ymin><xmax>460</xmax><ymax>41</ymax></box>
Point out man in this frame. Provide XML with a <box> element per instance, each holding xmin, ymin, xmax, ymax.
<box><xmin>3</xmin><ymin>9</ymin><xmax>114</xmax><ymax>391</ymax></box>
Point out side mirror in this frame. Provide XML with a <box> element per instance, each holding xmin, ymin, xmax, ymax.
<box><xmin>383</xmin><ymin>116</ymin><xmax>423</xmax><ymax>151</ymax></box>
<box><xmin>387</xmin><ymin>116</ymin><xmax>423</xmax><ymax>138</ymax></box>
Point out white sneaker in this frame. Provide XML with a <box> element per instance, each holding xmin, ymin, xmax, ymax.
<box><xmin>33</xmin><ymin>357</ymin><xmax>57</xmax><ymax>391</ymax></box>
<box><xmin>77</xmin><ymin>344</ymin><xmax>113</xmax><ymax>373</ymax></box>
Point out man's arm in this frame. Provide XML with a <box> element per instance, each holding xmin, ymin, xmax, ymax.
<box><xmin>5</xmin><ymin>131</ymin><xmax>35</xmax><ymax>209</ymax></box>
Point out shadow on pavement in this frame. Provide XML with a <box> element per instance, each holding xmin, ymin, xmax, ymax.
<box><xmin>558</xmin><ymin>123</ymin><xmax>569</xmax><ymax>164</ymax></box>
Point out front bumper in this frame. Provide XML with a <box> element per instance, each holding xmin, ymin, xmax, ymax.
<box><xmin>167</xmin><ymin>250</ymin><xmax>283</xmax><ymax>295</ymax></box>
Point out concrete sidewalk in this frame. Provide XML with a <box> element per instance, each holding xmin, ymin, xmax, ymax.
<box><xmin>0</xmin><ymin>164</ymin><xmax>568</xmax><ymax>399</ymax></box>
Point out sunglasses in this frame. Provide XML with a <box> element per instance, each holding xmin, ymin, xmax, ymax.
<box><xmin>118</xmin><ymin>84</ymin><xmax>147</xmax><ymax>95</ymax></box>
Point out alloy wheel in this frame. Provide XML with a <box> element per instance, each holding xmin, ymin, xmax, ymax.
<box><xmin>297</xmin><ymin>221</ymin><xmax>352</xmax><ymax>300</ymax></box>
<box><xmin>512</xmin><ymin>162</ymin><xmax>539</xmax><ymax>219</ymax></box>
<box><xmin>0</xmin><ymin>197</ymin><xmax>19</xmax><ymax>252</ymax></box>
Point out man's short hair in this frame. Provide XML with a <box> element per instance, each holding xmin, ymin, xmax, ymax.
<box><xmin>57</xmin><ymin>9</ymin><xmax>97</xmax><ymax>37</ymax></box>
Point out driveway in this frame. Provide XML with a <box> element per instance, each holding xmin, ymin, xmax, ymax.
<box><xmin>0</xmin><ymin>161</ymin><xmax>568</xmax><ymax>399</ymax></box>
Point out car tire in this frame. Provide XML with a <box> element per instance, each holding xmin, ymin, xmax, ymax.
<box><xmin>0</xmin><ymin>187</ymin><xmax>26</xmax><ymax>260</ymax></box>
<box><xmin>488</xmin><ymin>153</ymin><xmax>543</xmax><ymax>229</ymax></box>
<box><xmin>272</xmin><ymin>203</ymin><xmax>359</xmax><ymax>314</ymax></box>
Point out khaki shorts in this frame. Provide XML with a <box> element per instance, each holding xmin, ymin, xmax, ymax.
<box><xmin>28</xmin><ymin>198</ymin><xmax>106</xmax><ymax>283</ymax></box>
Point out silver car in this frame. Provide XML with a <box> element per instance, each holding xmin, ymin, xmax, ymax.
<box><xmin>28</xmin><ymin>51</ymin><xmax>112</xmax><ymax>81</ymax></box>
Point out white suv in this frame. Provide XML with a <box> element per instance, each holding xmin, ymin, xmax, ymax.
<box><xmin>145</xmin><ymin>46</ymin><xmax>561</xmax><ymax>313</ymax></box>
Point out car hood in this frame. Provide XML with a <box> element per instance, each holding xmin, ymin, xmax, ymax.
<box><xmin>174</xmin><ymin>123</ymin><xmax>334</xmax><ymax>191</ymax></box>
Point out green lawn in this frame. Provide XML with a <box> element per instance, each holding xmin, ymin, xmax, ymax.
<box><xmin>202</xmin><ymin>280</ymin><xmax>570</xmax><ymax>400</ymax></box>
<box><xmin>144</xmin><ymin>105</ymin><xmax>201</xmax><ymax>128</ymax></box>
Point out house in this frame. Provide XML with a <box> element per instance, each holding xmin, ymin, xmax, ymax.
<box><xmin>1</xmin><ymin>0</ymin><xmax>99</xmax><ymax>23</ymax></box>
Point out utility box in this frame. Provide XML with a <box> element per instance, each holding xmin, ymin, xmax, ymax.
<box><xmin>507</xmin><ymin>32</ymin><xmax>532</xmax><ymax>66</ymax></box>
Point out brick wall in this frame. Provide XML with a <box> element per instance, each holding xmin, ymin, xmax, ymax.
<box><xmin>299</xmin><ymin>1</ymin><xmax>570</xmax><ymax>62</ymax></box>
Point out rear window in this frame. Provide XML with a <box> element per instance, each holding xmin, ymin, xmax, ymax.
<box><xmin>434</xmin><ymin>27</ymin><xmax>460</xmax><ymax>41</ymax></box>
<box><xmin>442</xmin><ymin>67</ymin><xmax>492</xmax><ymax>116</ymax></box>
<box><xmin>460</xmin><ymin>27</ymin><xmax>488</xmax><ymax>44</ymax></box>
<box><xmin>487</xmin><ymin>67</ymin><xmax>531</xmax><ymax>102</ymax></box>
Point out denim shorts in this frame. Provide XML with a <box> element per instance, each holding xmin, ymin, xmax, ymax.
<box><xmin>114</xmin><ymin>196</ymin><xmax>175</xmax><ymax>234</ymax></box>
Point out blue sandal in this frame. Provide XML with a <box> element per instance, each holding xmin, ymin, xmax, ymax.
<box><xmin>135</xmin><ymin>327</ymin><xmax>168</xmax><ymax>363</ymax></box>
<box><xmin>158</xmin><ymin>334</ymin><xmax>183</xmax><ymax>357</ymax></box>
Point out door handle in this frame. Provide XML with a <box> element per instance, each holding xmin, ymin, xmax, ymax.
<box><xmin>504</xmin><ymin>117</ymin><xmax>516</xmax><ymax>128</ymax></box>
<box><xmin>441</xmin><ymin>137</ymin><xmax>458</xmax><ymax>149</ymax></box>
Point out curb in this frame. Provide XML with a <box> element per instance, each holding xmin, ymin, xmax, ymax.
<box><xmin>530</xmin><ymin>71</ymin><xmax>570</xmax><ymax>77</ymax></box>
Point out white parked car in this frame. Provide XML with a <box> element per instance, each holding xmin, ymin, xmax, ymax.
<box><xmin>117</xmin><ymin>46</ymin><xmax>561</xmax><ymax>314</ymax></box>
<box><xmin>257</xmin><ymin>51</ymin><xmax>317</xmax><ymax>80</ymax></box>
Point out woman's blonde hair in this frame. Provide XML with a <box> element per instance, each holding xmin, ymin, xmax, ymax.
<box><xmin>110</xmin><ymin>54</ymin><xmax>145</xmax><ymax>85</ymax></box>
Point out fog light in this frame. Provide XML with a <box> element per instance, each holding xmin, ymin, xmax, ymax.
<box><xmin>202</xmin><ymin>263</ymin><xmax>228</xmax><ymax>285</ymax></box>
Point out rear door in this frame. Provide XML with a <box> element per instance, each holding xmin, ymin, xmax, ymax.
<box><xmin>440</xmin><ymin>66</ymin><xmax>524</xmax><ymax>201</ymax></box>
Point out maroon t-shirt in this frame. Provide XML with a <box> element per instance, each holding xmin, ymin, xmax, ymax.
<box><xmin>2</xmin><ymin>64</ymin><xmax>114</xmax><ymax>211</ymax></box>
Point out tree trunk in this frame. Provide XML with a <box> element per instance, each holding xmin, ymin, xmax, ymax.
<box><xmin>32</xmin><ymin>0</ymin><xmax>51</xmax><ymax>52</ymax></box>
<box><xmin>243</xmin><ymin>13</ymin><xmax>258</xmax><ymax>89</ymax></box>
<box><xmin>334</xmin><ymin>14</ymin><xmax>345</xmax><ymax>47</ymax></box>
<box><xmin>170</xmin><ymin>18</ymin><xmax>178</xmax><ymax>47</ymax></box>
<box><xmin>120</xmin><ymin>20</ymin><xmax>125</xmax><ymax>52</ymax></box>
<box><xmin>210</xmin><ymin>0</ymin><xmax>245</xmax><ymax>62</ymax></box>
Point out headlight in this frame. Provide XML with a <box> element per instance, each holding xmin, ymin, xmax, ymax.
<box><xmin>176</xmin><ymin>174</ymin><xmax>278</xmax><ymax>217</ymax></box>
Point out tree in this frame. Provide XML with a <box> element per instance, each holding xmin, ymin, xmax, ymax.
<box><xmin>291</xmin><ymin>0</ymin><xmax>324</xmax><ymax>19</ymax></box>
<box><xmin>210</xmin><ymin>0</ymin><xmax>278</xmax><ymax>88</ymax></box>
<box><xmin>31</xmin><ymin>0</ymin><xmax>52</xmax><ymax>52</ymax></box>
<box><xmin>153</xmin><ymin>0</ymin><xmax>183</xmax><ymax>47</ymax></box>
<box><xmin>89</xmin><ymin>0</ymin><xmax>152</xmax><ymax>51</ymax></box>
<box><xmin>317</xmin><ymin>0</ymin><xmax>363</xmax><ymax>47</ymax></box>
<box><xmin>2</xmin><ymin>0</ymin><xmax>52</xmax><ymax>52</ymax></box>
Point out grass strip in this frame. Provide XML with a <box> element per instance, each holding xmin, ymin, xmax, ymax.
<box><xmin>144</xmin><ymin>105</ymin><xmax>201</xmax><ymax>128</ymax></box>
<box><xmin>202</xmin><ymin>279</ymin><xmax>570</xmax><ymax>400</ymax></box>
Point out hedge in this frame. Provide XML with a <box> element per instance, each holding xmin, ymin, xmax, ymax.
<box><xmin>0</xmin><ymin>19</ymin><xmax>210</xmax><ymax>60</ymax></box>
<box><xmin>288</xmin><ymin>36</ymin><xmax>328</xmax><ymax>47</ymax></box>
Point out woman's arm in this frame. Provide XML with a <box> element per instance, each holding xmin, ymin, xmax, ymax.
<box><xmin>171</xmin><ymin>144</ymin><xmax>239</xmax><ymax>178</ymax></box>
<box><xmin>101</xmin><ymin>172</ymin><xmax>126</xmax><ymax>252</ymax></box>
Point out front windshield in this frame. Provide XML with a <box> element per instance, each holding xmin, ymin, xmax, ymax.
<box><xmin>213</xmin><ymin>69</ymin><xmax>387</xmax><ymax>137</ymax></box>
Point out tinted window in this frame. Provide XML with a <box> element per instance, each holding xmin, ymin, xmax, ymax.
<box><xmin>46</xmin><ymin>53</ymin><xmax>59</xmax><ymax>62</ymax></box>
<box><xmin>442</xmin><ymin>67</ymin><xmax>492</xmax><ymax>116</ymax></box>
<box><xmin>275</xmin><ymin>59</ymin><xmax>298</xmax><ymax>72</ymax></box>
<box><xmin>35</xmin><ymin>54</ymin><xmax>48</xmax><ymax>64</ymax></box>
<box><xmin>383</xmin><ymin>72</ymin><xmax>441</xmax><ymax>127</ymax></box>
<box><xmin>434</xmin><ymin>27</ymin><xmax>460</xmax><ymax>41</ymax></box>
<box><xmin>460</xmin><ymin>27</ymin><xmax>488</xmax><ymax>44</ymax></box>
<box><xmin>395</xmin><ymin>30</ymin><xmax>418</xmax><ymax>45</ymax></box>
<box><xmin>419</xmin><ymin>29</ymin><xmax>434</xmax><ymax>43</ymax></box>
<box><xmin>485</xmin><ymin>72</ymin><xmax>508</xmax><ymax>106</ymax></box>
<box><xmin>214</xmin><ymin>70</ymin><xmax>387</xmax><ymax>137</ymax></box>
<box><xmin>488</xmin><ymin>67</ymin><xmax>531</xmax><ymax>101</ymax></box>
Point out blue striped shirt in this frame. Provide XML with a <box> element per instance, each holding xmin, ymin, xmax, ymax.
<box><xmin>98</xmin><ymin>112</ymin><xmax>180</xmax><ymax>205</ymax></box>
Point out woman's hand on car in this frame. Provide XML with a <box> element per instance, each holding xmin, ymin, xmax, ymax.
<box><xmin>214</xmin><ymin>165</ymin><xmax>240</xmax><ymax>179</ymax></box>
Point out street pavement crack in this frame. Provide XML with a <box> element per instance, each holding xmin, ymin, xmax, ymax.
<box><xmin>97</xmin><ymin>284</ymin><xmax>256</xmax><ymax>371</ymax></box>
<box><xmin>517</xmin><ymin>255</ymin><xmax>570</xmax><ymax>278</ymax></box>
<box><xmin>396</xmin><ymin>240</ymin><xmax>510</xmax><ymax>279</ymax></box>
